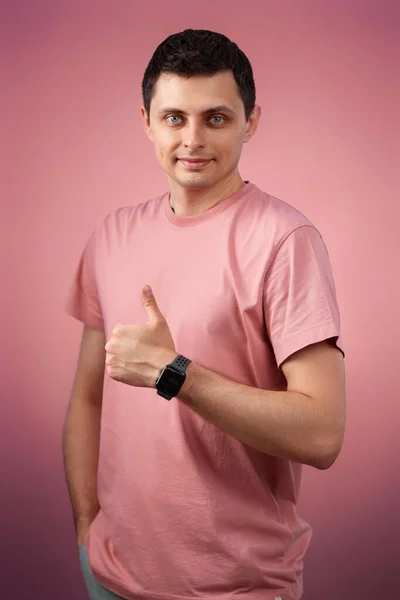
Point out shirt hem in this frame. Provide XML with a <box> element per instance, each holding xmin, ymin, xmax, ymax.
<box><xmin>93</xmin><ymin>566</ymin><xmax>298</xmax><ymax>600</ymax></box>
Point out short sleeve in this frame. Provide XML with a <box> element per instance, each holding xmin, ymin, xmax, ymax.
<box><xmin>64</xmin><ymin>226</ymin><xmax>104</xmax><ymax>333</ymax></box>
<box><xmin>263</xmin><ymin>224</ymin><xmax>344</xmax><ymax>368</ymax></box>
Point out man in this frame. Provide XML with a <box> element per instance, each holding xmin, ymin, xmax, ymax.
<box><xmin>63</xmin><ymin>29</ymin><xmax>346</xmax><ymax>600</ymax></box>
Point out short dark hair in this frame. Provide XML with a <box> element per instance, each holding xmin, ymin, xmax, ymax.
<box><xmin>142</xmin><ymin>29</ymin><xmax>256</xmax><ymax>121</ymax></box>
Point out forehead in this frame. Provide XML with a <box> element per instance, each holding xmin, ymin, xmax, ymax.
<box><xmin>150</xmin><ymin>71</ymin><xmax>244</xmax><ymax>115</ymax></box>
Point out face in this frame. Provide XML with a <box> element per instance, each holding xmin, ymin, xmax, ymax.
<box><xmin>141</xmin><ymin>71</ymin><xmax>260</xmax><ymax>191</ymax></box>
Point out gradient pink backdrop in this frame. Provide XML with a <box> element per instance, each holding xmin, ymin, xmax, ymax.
<box><xmin>2</xmin><ymin>1</ymin><xmax>399</xmax><ymax>598</ymax></box>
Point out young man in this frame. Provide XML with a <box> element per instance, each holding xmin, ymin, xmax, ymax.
<box><xmin>63</xmin><ymin>29</ymin><xmax>346</xmax><ymax>600</ymax></box>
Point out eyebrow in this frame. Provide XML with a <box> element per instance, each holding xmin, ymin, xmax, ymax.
<box><xmin>157</xmin><ymin>105</ymin><xmax>235</xmax><ymax>116</ymax></box>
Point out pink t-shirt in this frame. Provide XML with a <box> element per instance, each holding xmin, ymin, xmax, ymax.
<box><xmin>65</xmin><ymin>182</ymin><xmax>344</xmax><ymax>600</ymax></box>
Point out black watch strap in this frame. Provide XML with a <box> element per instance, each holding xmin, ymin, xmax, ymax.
<box><xmin>171</xmin><ymin>355</ymin><xmax>191</xmax><ymax>372</ymax></box>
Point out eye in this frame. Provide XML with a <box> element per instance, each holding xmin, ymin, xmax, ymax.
<box><xmin>210</xmin><ymin>115</ymin><xmax>225</xmax><ymax>125</ymax></box>
<box><xmin>166</xmin><ymin>115</ymin><xmax>182</xmax><ymax>124</ymax></box>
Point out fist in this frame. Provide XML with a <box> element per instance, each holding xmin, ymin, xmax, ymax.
<box><xmin>105</xmin><ymin>285</ymin><xmax>177</xmax><ymax>388</ymax></box>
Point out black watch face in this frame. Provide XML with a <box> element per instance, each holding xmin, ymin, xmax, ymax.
<box><xmin>157</xmin><ymin>366</ymin><xmax>185</xmax><ymax>395</ymax></box>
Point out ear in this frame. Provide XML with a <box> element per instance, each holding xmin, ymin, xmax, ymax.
<box><xmin>141</xmin><ymin>106</ymin><xmax>153</xmax><ymax>141</ymax></box>
<box><xmin>243</xmin><ymin>105</ymin><xmax>261</xmax><ymax>144</ymax></box>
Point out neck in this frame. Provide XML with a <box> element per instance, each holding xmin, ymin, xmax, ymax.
<box><xmin>168</xmin><ymin>171</ymin><xmax>245</xmax><ymax>217</ymax></box>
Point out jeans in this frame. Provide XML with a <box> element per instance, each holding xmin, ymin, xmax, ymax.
<box><xmin>79</xmin><ymin>543</ymin><xmax>126</xmax><ymax>600</ymax></box>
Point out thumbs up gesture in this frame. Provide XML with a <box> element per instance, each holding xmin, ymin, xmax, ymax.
<box><xmin>105</xmin><ymin>285</ymin><xmax>177</xmax><ymax>388</ymax></box>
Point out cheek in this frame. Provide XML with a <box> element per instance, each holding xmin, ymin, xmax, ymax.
<box><xmin>154</xmin><ymin>130</ymin><xmax>177</xmax><ymax>159</ymax></box>
<box><xmin>217</xmin><ymin>134</ymin><xmax>242</xmax><ymax>161</ymax></box>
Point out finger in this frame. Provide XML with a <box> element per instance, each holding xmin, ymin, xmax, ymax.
<box><xmin>140</xmin><ymin>285</ymin><xmax>164</xmax><ymax>325</ymax></box>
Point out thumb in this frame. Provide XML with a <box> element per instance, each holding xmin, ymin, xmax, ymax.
<box><xmin>141</xmin><ymin>285</ymin><xmax>164</xmax><ymax>325</ymax></box>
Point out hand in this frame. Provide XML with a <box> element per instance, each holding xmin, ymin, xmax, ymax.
<box><xmin>105</xmin><ymin>285</ymin><xmax>177</xmax><ymax>388</ymax></box>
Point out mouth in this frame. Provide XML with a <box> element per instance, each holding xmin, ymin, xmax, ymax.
<box><xmin>178</xmin><ymin>158</ymin><xmax>212</xmax><ymax>169</ymax></box>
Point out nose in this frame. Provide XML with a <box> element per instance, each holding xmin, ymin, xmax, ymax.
<box><xmin>182</xmin><ymin>121</ymin><xmax>206</xmax><ymax>150</ymax></box>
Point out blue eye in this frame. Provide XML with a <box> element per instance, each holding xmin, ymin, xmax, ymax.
<box><xmin>167</xmin><ymin>115</ymin><xmax>181</xmax><ymax>124</ymax></box>
<box><xmin>210</xmin><ymin>116</ymin><xmax>225</xmax><ymax>124</ymax></box>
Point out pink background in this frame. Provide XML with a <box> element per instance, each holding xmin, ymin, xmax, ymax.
<box><xmin>2</xmin><ymin>1</ymin><xmax>399</xmax><ymax>598</ymax></box>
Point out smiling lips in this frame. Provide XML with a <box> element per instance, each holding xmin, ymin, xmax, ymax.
<box><xmin>178</xmin><ymin>158</ymin><xmax>212</xmax><ymax>169</ymax></box>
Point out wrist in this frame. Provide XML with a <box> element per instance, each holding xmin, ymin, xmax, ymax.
<box><xmin>151</xmin><ymin>348</ymin><xmax>178</xmax><ymax>388</ymax></box>
<box><xmin>74</xmin><ymin>507</ymin><xmax>99</xmax><ymax>527</ymax></box>
<box><xmin>76</xmin><ymin>515</ymin><xmax>93</xmax><ymax>524</ymax></box>
<box><xmin>176</xmin><ymin>361</ymin><xmax>196</xmax><ymax>404</ymax></box>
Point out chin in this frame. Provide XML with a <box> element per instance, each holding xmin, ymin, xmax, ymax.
<box><xmin>182</xmin><ymin>179</ymin><xmax>211</xmax><ymax>189</ymax></box>
<box><xmin>174</xmin><ymin>174</ymin><xmax>214</xmax><ymax>189</ymax></box>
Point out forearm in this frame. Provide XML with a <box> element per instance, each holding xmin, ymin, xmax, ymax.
<box><xmin>62</xmin><ymin>397</ymin><xmax>101</xmax><ymax>529</ymax></box>
<box><xmin>177</xmin><ymin>362</ymin><xmax>337</xmax><ymax>469</ymax></box>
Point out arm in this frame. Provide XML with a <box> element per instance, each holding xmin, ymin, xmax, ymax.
<box><xmin>174</xmin><ymin>339</ymin><xmax>345</xmax><ymax>470</ymax></box>
<box><xmin>105</xmin><ymin>284</ymin><xmax>345</xmax><ymax>471</ymax></box>
<box><xmin>62</xmin><ymin>324</ymin><xmax>106</xmax><ymax>545</ymax></box>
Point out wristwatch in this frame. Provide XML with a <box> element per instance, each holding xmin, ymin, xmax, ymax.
<box><xmin>155</xmin><ymin>354</ymin><xmax>191</xmax><ymax>400</ymax></box>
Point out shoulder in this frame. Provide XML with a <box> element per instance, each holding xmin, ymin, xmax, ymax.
<box><xmin>93</xmin><ymin>193</ymin><xmax>167</xmax><ymax>243</ymax></box>
<box><xmin>244</xmin><ymin>183</ymin><xmax>321</xmax><ymax>243</ymax></box>
<box><xmin>103</xmin><ymin>193</ymin><xmax>165</xmax><ymax>227</ymax></box>
<box><xmin>246</xmin><ymin>185</ymin><xmax>324</xmax><ymax>253</ymax></box>
<box><xmin>235</xmin><ymin>184</ymin><xmax>323</xmax><ymax>260</ymax></box>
